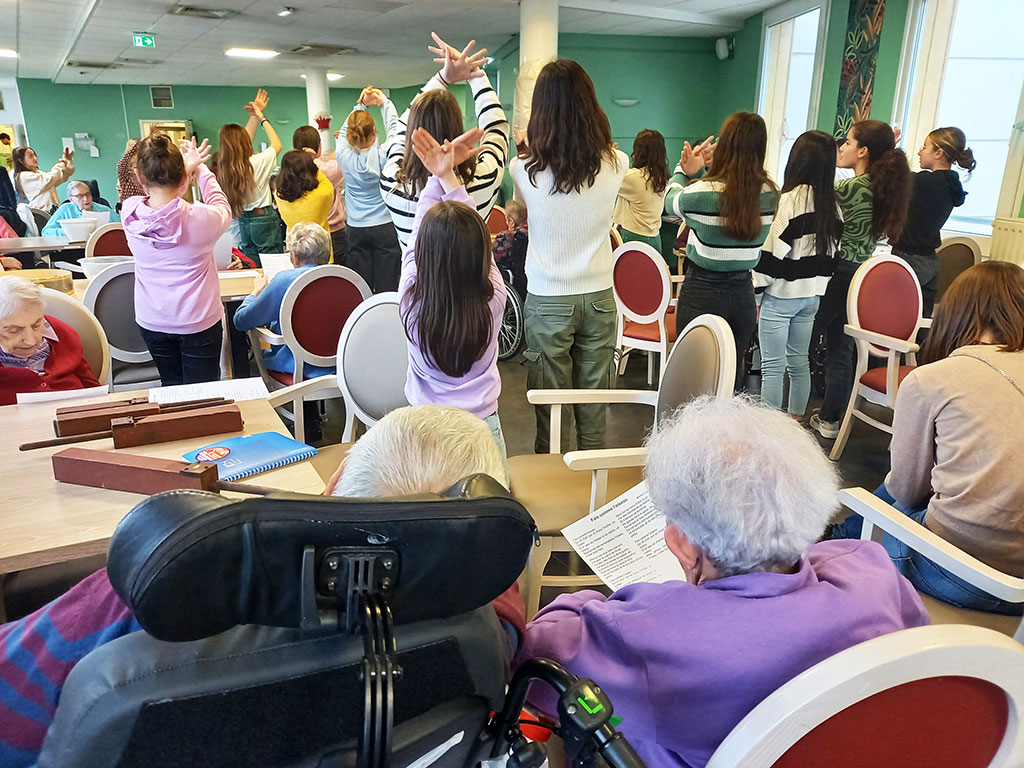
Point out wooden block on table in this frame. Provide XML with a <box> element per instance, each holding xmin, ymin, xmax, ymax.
<box><xmin>110</xmin><ymin>404</ymin><xmax>244</xmax><ymax>449</ymax></box>
<box><xmin>55</xmin><ymin>402</ymin><xmax>161</xmax><ymax>437</ymax></box>
<box><xmin>52</xmin><ymin>447</ymin><xmax>220</xmax><ymax>494</ymax></box>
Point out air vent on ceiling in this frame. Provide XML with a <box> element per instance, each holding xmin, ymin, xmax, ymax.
<box><xmin>151</xmin><ymin>85</ymin><xmax>174</xmax><ymax>108</ymax></box>
<box><xmin>169</xmin><ymin>4</ymin><xmax>239</xmax><ymax>19</ymax></box>
<box><xmin>288</xmin><ymin>44</ymin><xmax>357</xmax><ymax>57</ymax></box>
<box><xmin>66</xmin><ymin>61</ymin><xmax>122</xmax><ymax>70</ymax></box>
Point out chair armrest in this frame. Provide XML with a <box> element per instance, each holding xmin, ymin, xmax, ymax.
<box><xmin>842</xmin><ymin>325</ymin><xmax>919</xmax><ymax>354</ymax></box>
<box><xmin>253</xmin><ymin>326</ymin><xmax>286</xmax><ymax>346</ymax></box>
<box><xmin>839</xmin><ymin>487</ymin><xmax>1024</xmax><ymax>603</ymax></box>
<box><xmin>563</xmin><ymin>447</ymin><xmax>647</xmax><ymax>471</ymax></box>
<box><xmin>266</xmin><ymin>375</ymin><xmax>341</xmax><ymax>408</ymax></box>
<box><xmin>526</xmin><ymin>389</ymin><xmax>659</xmax><ymax>407</ymax></box>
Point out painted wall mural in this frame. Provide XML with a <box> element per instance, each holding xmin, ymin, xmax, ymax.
<box><xmin>834</xmin><ymin>0</ymin><xmax>887</xmax><ymax>139</ymax></box>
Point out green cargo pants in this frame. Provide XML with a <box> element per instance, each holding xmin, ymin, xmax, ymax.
<box><xmin>524</xmin><ymin>288</ymin><xmax>617</xmax><ymax>454</ymax></box>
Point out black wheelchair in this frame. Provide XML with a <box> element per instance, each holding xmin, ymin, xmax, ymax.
<box><xmin>496</xmin><ymin>229</ymin><xmax>528</xmax><ymax>361</ymax></box>
<box><xmin>38</xmin><ymin>476</ymin><xmax>646</xmax><ymax>768</ymax></box>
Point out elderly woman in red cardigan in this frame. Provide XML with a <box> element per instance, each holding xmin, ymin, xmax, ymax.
<box><xmin>0</xmin><ymin>276</ymin><xmax>100</xmax><ymax>405</ymax></box>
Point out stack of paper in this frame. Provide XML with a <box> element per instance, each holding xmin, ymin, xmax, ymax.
<box><xmin>149</xmin><ymin>377</ymin><xmax>270</xmax><ymax>405</ymax></box>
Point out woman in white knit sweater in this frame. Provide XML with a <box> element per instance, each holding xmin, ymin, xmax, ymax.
<box><xmin>510</xmin><ymin>59</ymin><xmax>627</xmax><ymax>453</ymax></box>
<box><xmin>12</xmin><ymin>145</ymin><xmax>74</xmax><ymax>211</ymax></box>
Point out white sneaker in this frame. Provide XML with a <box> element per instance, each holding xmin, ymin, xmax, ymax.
<box><xmin>809</xmin><ymin>413</ymin><xmax>840</xmax><ymax>440</ymax></box>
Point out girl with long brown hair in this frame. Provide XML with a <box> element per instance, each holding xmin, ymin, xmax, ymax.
<box><xmin>510</xmin><ymin>58</ymin><xmax>628</xmax><ymax>453</ymax></box>
<box><xmin>665</xmin><ymin>111</ymin><xmax>780</xmax><ymax>390</ymax></box>
<box><xmin>832</xmin><ymin>262</ymin><xmax>1024</xmax><ymax>614</ymax></box>
<box><xmin>810</xmin><ymin>119</ymin><xmax>911</xmax><ymax>439</ymax></box>
<box><xmin>214</xmin><ymin>89</ymin><xmax>284</xmax><ymax>266</ymax></box>
<box><xmin>614</xmin><ymin>128</ymin><xmax>671</xmax><ymax>257</ymax></box>
<box><xmin>12</xmin><ymin>144</ymin><xmax>73</xmax><ymax>211</ymax></box>
<box><xmin>380</xmin><ymin>33</ymin><xmax>509</xmax><ymax>253</ymax></box>
<box><xmin>399</xmin><ymin>126</ymin><xmax>508</xmax><ymax>473</ymax></box>
<box><xmin>892</xmin><ymin>126</ymin><xmax>976</xmax><ymax>316</ymax></box>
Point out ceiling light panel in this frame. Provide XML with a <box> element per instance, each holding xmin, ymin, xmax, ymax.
<box><xmin>225</xmin><ymin>47</ymin><xmax>280</xmax><ymax>58</ymax></box>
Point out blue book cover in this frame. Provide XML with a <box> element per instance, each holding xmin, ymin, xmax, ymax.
<box><xmin>183</xmin><ymin>431</ymin><xmax>318</xmax><ymax>481</ymax></box>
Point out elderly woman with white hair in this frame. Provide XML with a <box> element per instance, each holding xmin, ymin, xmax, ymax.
<box><xmin>0</xmin><ymin>276</ymin><xmax>100</xmax><ymax>405</ymax></box>
<box><xmin>519</xmin><ymin>396</ymin><xmax>928</xmax><ymax>768</ymax></box>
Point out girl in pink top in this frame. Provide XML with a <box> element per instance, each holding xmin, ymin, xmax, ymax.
<box><xmin>122</xmin><ymin>135</ymin><xmax>232</xmax><ymax>385</ymax></box>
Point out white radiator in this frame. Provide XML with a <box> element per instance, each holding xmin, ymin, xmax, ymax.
<box><xmin>990</xmin><ymin>217</ymin><xmax>1024</xmax><ymax>265</ymax></box>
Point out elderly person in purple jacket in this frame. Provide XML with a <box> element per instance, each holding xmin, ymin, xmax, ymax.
<box><xmin>518</xmin><ymin>395</ymin><xmax>929</xmax><ymax>768</ymax></box>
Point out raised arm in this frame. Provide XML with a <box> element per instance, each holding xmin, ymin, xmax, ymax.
<box><xmin>664</xmin><ymin>137</ymin><xmax>713</xmax><ymax>218</ymax></box>
<box><xmin>244</xmin><ymin>88</ymin><xmax>269</xmax><ymax>140</ymax></box>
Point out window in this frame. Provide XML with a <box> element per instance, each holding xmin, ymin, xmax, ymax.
<box><xmin>898</xmin><ymin>0</ymin><xmax>1024</xmax><ymax>235</ymax></box>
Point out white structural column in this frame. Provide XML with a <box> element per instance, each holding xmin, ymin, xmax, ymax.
<box><xmin>305</xmin><ymin>66</ymin><xmax>332</xmax><ymax>152</ymax></box>
<box><xmin>515</xmin><ymin>0</ymin><xmax>558</xmax><ymax>135</ymax></box>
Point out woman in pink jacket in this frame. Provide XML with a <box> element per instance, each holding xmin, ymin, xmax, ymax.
<box><xmin>122</xmin><ymin>135</ymin><xmax>232</xmax><ymax>385</ymax></box>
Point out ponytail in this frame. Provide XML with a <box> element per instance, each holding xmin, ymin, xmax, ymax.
<box><xmin>850</xmin><ymin>120</ymin><xmax>912</xmax><ymax>241</ymax></box>
<box><xmin>928</xmin><ymin>126</ymin><xmax>977</xmax><ymax>176</ymax></box>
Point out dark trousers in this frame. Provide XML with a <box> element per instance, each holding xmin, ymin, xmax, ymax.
<box><xmin>894</xmin><ymin>249</ymin><xmax>938</xmax><ymax>318</ymax></box>
<box><xmin>346</xmin><ymin>223</ymin><xmax>402</xmax><ymax>293</ymax></box>
<box><xmin>674</xmin><ymin>266</ymin><xmax>755</xmax><ymax>391</ymax></box>
<box><xmin>237</xmin><ymin>208</ymin><xmax>285</xmax><ymax>268</ymax></box>
<box><xmin>139</xmin><ymin>320</ymin><xmax>223</xmax><ymax>386</ymax></box>
<box><xmin>815</xmin><ymin>259</ymin><xmax>860</xmax><ymax>422</ymax></box>
<box><xmin>330</xmin><ymin>226</ymin><xmax>348</xmax><ymax>266</ymax></box>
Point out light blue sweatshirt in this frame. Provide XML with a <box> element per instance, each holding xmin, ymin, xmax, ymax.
<box><xmin>335</xmin><ymin>99</ymin><xmax>399</xmax><ymax>228</ymax></box>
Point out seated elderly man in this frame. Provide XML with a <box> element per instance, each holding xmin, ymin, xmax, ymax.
<box><xmin>0</xmin><ymin>405</ymin><xmax>522</xmax><ymax>766</ymax></box>
<box><xmin>40</xmin><ymin>180</ymin><xmax>119</xmax><ymax>237</ymax></box>
<box><xmin>0</xmin><ymin>276</ymin><xmax>100</xmax><ymax>405</ymax></box>
<box><xmin>519</xmin><ymin>396</ymin><xmax>929</xmax><ymax>768</ymax></box>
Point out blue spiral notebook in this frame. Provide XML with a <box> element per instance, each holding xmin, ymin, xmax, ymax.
<box><xmin>183</xmin><ymin>431</ymin><xmax>318</xmax><ymax>481</ymax></box>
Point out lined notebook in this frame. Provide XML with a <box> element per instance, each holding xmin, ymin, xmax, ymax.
<box><xmin>183</xmin><ymin>431</ymin><xmax>318</xmax><ymax>481</ymax></box>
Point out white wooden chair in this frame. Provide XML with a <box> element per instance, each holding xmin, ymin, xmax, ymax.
<box><xmin>706</xmin><ymin>625</ymin><xmax>1024</xmax><ymax>768</ymax></box>
<box><xmin>840</xmin><ymin>487</ymin><xmax>1024</xmax><ymax>642</ymax></box>
<box><xmin>612</xmin><ymin>241</ymin><xmax>675</xmax><ymax>386</ymax></box>
<box><xmin>510</xmin><ymin>313</ymin><xmax>735</xmax><ymax>618</ymax></box>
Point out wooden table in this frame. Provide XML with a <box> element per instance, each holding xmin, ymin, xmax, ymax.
<box><xmin>0</xmin><ymin>390</ymin><xmax>324</xmax><ymax>576</ymax></box>
<box><xmin>0</xmin><ymin>236</ymin><xmax>79</xmax><ymax>254</ymax></box>
<box><xmin>72</xmin><ymin>270</ymin><xmax>261</xmax><ymax>302</ymax></box>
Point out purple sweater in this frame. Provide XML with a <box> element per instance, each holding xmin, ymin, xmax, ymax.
<box><xmin>399</xmin><ymin>177</ymin><xmax>506</xmax><ymax>419</ymax></box>
<box><xmin>518</xmin><ymin>540</ymin><xmax>929</xmax><ymax>768</ymax></box>
<box><xmin>122</xmin><ymin>165</ymin><xmax>232</xmax><ymax>334</ymax></box>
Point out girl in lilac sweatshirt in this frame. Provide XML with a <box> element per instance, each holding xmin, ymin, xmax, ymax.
<box><xmin>122</xmin><ymin>135</ymin><xmax>232</xmax><ymax>385</ymax></box>
<box><xmin>399</xmin><ymin>127</ymin><xmax>508</xmax><ymax>474</ymax></box>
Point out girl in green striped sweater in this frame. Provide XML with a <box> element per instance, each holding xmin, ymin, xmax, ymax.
<box><xmin>665</xmin><ymin>112</ymin><xmax>779</xmax><ymax>389</ymax></box>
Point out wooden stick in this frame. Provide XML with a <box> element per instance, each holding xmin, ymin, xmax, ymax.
<box><xmin>160</xmin><ymin>398</ymin><xmax>234</xmax><ymax>414</ymax></box>
<box><xmin>22</xmin><ymin>429</ymin><xmax>113</xmax><ymax>451</ymax></box>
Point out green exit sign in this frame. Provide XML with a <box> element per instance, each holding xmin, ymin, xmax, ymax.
<box><xmin>132</xmin><ymin>33</ymin><xmax>156</xmax><ymax>48</ymax></box>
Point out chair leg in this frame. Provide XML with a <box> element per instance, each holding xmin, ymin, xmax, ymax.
<box><xmin>294</xmin><ymin>398</ymin><xmax>305</xmax><ymax>444</ymax></box>
<box><xmin>523</xmin><ymin>536</ymin><xmax>554</xmax><ymax>621</ymax></box>
<box><xmin>646</xmin><ymin>351</ymin><xmax>654</xmax><ymax>386</ymax></box>
<box><xmin>617</xmin><ymin>348</ymin><xmax>630</xmax><ymax>376</ymax></box>
<box><xmin>829</xmin><ymin>390</ymin><xmax>860</xmax><ymax>461</ymax></box>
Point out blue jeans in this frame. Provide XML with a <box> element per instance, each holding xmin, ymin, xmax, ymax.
<box><xmin>833</xmin><ymin>484</ymin><xmax>1024</xmax><ymax>615</ymax></box>
<box><xmin>757</xmin><ymin>293</ymin><xmax>819</xmax><ymax>415</ymax></box>
<box><xmin>138</xmin><ymin>320</ymin><xmax>223</xmax><ymax>386</ymax></box>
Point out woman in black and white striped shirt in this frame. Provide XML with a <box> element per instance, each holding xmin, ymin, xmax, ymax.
<box><xmin>753</xmin><ymin>130</ymin><xmax>842</xmax><ymax>419</ymax></box>
<box><xmin>380</xmin><ymin>34</ymin><xmax>510</xmax><ymax>251</ymax></box>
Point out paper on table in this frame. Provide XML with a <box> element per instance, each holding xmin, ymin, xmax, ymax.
<box><xmin>259</xmin><ymin>253</ymin><xmax>293</xmax><ymax>282</ymax></box>
<box><xmin>17</xmin><ymin>385</ymin><xmax>110</xmax><ymax>404</ymax></box>
<box><xmin>149</xmin><ymin>377</ymin><xmax>270</xmax><ymax>405</ymax></box>
<box><xmin>561</xmin><ymin>481</ymin><xmax>686</xmax><ymax>593</ymax></box>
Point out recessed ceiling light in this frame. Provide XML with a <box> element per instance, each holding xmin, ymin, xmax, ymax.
<box><xmin>277</xmin><ymin>6</ymin><xmax>295</xmax><ymax>16</ymax></box>
<box><xmin>300</xmin><ymin>72</ymin><xmax>345</xmax><ymax>81</ymax></box>
<box><xmin>0</xmin><ymin>49</ymin><xmax>18</xmax><ymax>59</ymax></box>
<box><xmin>225</xmin><ymin>47</ymin><xmax>279</xmax><ymax>59</ymax></box>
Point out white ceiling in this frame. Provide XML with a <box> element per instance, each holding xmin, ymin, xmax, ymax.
<box><xmin>1</xmin><ymin>0</ymin><xmax>780</xmax><ymax>88</ymax></box>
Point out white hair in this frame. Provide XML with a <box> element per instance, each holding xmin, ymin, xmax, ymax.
<box><xmin>67</xmin><ymin>180</ymin><xmax>91</xmax><ymax>195</ymax></box>
<box><xmin>644</xmin><ymin>395</ymin><xmax>839</xmax><ymax>575</ymax></box>
<box><xmin>0</xmin><ymin>276</ymin><xmax>44</xmax><ymax>324</ymax></box>
<box><xmin>285</xmin><ymin>222</ymin><xmax>331</xmax><ymax>266</ymax></box>
<box><xmin>332</xmin><ymin>405</ymin><xmax>506</xmax><ymax>497</ymax></box>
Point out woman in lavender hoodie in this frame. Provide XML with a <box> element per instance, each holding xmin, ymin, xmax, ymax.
<box><xmin>122</xmin><ymin>135</ymin><xmax>232</xmax><ymax>385</ymax></box>
<box><xmin>519</xmin><ymin>396</ymin><xmax>928</xmax><ymax>768</ymax></box>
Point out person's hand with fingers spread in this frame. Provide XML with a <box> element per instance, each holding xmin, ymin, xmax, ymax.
<box><xmin>412</xmin><ymin>126</ymin><xmax>484</xmax><ymax>193</ymax></box>
<box><xmin>362</xmin><ymin>87</ymin><xmax>385</xmax><ymax>108</ymax></box>
<box><xmin>680</xmin><ymin>135</ymin><xmax>713</xmax><ymax>177</ymax></box>
<box><xmin>253</xmin><ymin>88</ymin><xmax>269</xmax><ymax>113</ymax></box>
<box><xmin>429</xmin><ymin>32</ymin><xmax>487</xmax><ymax>84</ymax></box>
<box><xmin>700</xmin><ymin>138</ymin><xmax>718</xmax><ymax>171</ymax></box>
<box><xmin>179</xmin><ymin>136</ymin><xmax>211</xmax><ymax>178</ymax></box>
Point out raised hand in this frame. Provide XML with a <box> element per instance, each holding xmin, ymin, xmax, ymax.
<box><xmin>244</xmin><ymin>101</ymin><xmax>266</xmax><ymax>121</ymax></box>
<box><xmin>680</xmin><ymin>135</ymin><xmax>713</xmax><ymax>176</ymax></box>
<box><xmin>360</xmin><ymin>86</ymin><xmax>384</xmax><ymax>107</ymax></box>
<box><xmin>411</xmin><ymin>127</ymin><xmax>456</xmax><ymax>180</ymax></box>
<box><xmin>429</xmin><ymin>32</ymin><xmax>487</xmax><ymax>83</ymax></box>
<box><xmin>179</xmin><ymin>136</ymin><xmax>211</xmax><ymax>176</ymax></box>
<box><xmin>700</xmin><ymin>138</ymin><xmax>718</xmax><ymax>170</ymax></box>
<box><xmin>446</xmin><ymin>126</ymin><xmax>485</xmax><ymax>165</ymax></box>
<box><xmin>253</xmin><ymin>88</ymin><xmax>269</xmax><ymax>112</ymax></box>
<box><xmin>62</xmin><ymin>146</ymin><xmax>74</xmax><ymax>163</ymax></box>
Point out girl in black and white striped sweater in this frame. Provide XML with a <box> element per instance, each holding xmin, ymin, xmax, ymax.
<box><xmin>754</xmin><ymin>130</ymin><xmax>842</xmax><ymax>418</ymax></box>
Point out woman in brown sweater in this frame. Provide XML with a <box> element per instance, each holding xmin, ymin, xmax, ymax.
<box><xmin>833</xmin><ymin>261</ymin><xmax>1024</xmax><ymax>613</ymax></box>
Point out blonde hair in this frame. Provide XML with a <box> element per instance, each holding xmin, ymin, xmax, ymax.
<box><xmin>346</xmin><ymin>110</ymin><xmax>377</xmax><ymax>149</ymax></box>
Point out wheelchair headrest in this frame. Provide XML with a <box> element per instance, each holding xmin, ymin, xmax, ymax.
<box><xmin>107</xmin><ymin>473</ymin><xmax>536</xmax><ymax>642</ymax></box>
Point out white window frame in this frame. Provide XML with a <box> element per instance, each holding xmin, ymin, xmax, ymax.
<box><xmin>897</xmin><ymin>0</ymin><xmax>1024</xmax><ymax>231</ymax></box>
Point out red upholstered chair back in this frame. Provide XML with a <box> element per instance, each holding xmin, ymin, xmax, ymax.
<box><xmin>773</xmin><ymin>676</ymin><xmax>1007</xmax><ymax>768</ymax></box>
<box><xmin>487</xmin><ymin>206</ymin><xmax>508</xmax><ymax>236</ymax></box>
<box><xmin>280</xmin><ymin>265</ymin><xmax>372</xmax><ymax>374</ymax></box>
<box><xmin>612</xmin><ymin>242</ymin><xmax>670</xmax><ymax>323</ymax></box>
<box><xmin>86</xmin><ymin>223</ymin><xmax>132</xmax><ymax>259</ymax></box>
<box><xmin>848</xmin><ymin>255</ymin><xmax>922</xmax><ymax>357</ymax></box>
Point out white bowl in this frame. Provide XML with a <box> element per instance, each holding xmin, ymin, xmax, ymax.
<box><xmin>81</xmin><ymin>255</ymin><xmax>133</xmax><ymax>282</ymax></box>
<box><xmin>58</xmin><ymin>217</ymin><xmax>99</xmax><ymax>243</ymax></box>
<box><xmin>80</xmin><ymin>211</ymin><xmax>111</xmax><ymax>226</ymax></box>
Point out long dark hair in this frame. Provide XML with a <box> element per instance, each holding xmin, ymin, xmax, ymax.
<box><xmin>135</xmin><ymin>134</ymin><xmax>186</xmax><ymax>187</ymax></box>
<box><xmin>403</xmin><ymin>201</ymin><xmax>494</xmax><ymax>378</ymax></box>
<box><xmin>705</xmin><ymin>112</ymin><xmax>777</xmax><ymax>240</ymax></box>
<box><xmin>522</xmin><ymin>59</ymin><xmax>616</xmax><ymax>194</ymax></box>
<box><xmin>921</xmin><ymin>262</ymin><xmax>1024</xmax><ymax>364</ymax></box>
<box><xmin>215</xmin><ymin>124</ymin><xmax>256</xmax><ymax>217</ymax></box>
<box><xmin>631</xmin><ymin>129</ymin><xmax>670</xmax><ymax>195</ymax></box>
<box><xmin>782</xmin><ymin>130</ymin><xmax>842</xmax><ymax>255</ymax></box>
<box><xmin>275</xmin><ymin>149</ymin><xmax>318</xmax><ymax>203</ymax></box>
<box><xmin>397</xmin><ymin>90</ymin><xmax>476</xmax><ymax>197</ymax></box>
<box><xmin>850</xmin><ymin>120</ymin><xmax>912</xmax><ymax>241</ymax></box>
